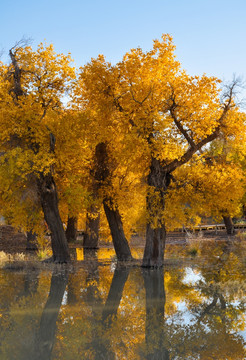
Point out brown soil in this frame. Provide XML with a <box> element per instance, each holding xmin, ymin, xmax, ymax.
<box><xmin>0</xmin><ymin>225</ymin><xmax>27</xmax><ymax>254</ymax></box>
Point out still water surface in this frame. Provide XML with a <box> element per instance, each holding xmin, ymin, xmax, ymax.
<box><xmin>0</xmin><ymin>242</ymin><xmax>246</xmax><ymax>359</ymax></box>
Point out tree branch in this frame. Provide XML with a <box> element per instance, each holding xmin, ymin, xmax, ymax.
<box><xmin>169</xmin><ymin>98</ymin><xmax>195</xmax><ymax>147</ymax></box>
<box><xmin>129</xmin><ymin>83</ymin><xmax>152</xmax><ymax>105</ymax></box>
<box><xmin>164</xmin><ymin>81</ymin><xmax>236</xmax><ymax>173</ymax></box>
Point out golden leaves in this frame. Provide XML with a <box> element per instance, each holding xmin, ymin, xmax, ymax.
<box><xmin>0</xmin><ymin>35</ymin><xmax>246</xmax><ymax>236</ymax></box>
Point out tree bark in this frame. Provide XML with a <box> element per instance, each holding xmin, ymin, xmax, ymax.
<box><xmin>65</xmin><ymin>216</ymin><xmax>77</xmax><ymax>243</ymax></box>
<box><xmin>83</xmin><ymin>207</ymin><xmax>100</xmax><ymax>248</ymax></box>
<box><xmin>94</xmin><ymin>142</ymin><xmax>132</xmax><ymax>261</ymax></box>
<box><xmin>103</xmin><ymin>198</ymin><xmax>132</xmax><ymax>261</ymax></box>
<box><xmin>143</xmin><ymin>225</ymin><xmax>166</xmax><ymax>268</ymax></box>
<box><xmin>9</xmin><ymin>47</ymin><xmax>25</xmax><ymax>100</ymax></box>
<box><xmin>223</xmin><ymin>215</ymin><xmax>235</xmax><ymax>235</ymax></box>
<box><xmin>143</xmin><ymin>157</ymin><xmax>170</xmax><ymax>267</ymax></box>
<box><xmin>37</xmin><ymin>173</ymin><xmax>70</xmax><ymax>263</ymax></box>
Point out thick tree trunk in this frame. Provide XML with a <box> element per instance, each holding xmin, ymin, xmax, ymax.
<box><xmin>103</xmin><ymin>198</ymin><xmax>132</xmax><ymax>261</ymax></box>
<box><xmin>37</xmin><ymin>173</ymin><xmax>70</xmax><ymax>263</ymax></box>
<box><xmin>143</xmin><ymin>157</ymin><xmax>170</xmax><ymax>267</ymax></box>
<box><xmin>223</xmin><ymin>215</ymin><xmax>235</xmax><ymax>235</ymax></box>
<box><xmin>65</xmin><ymin>216</ymin><xmax>77</xmax><ymax>243</ymax></box>
<box><xmin>142</xmin><ymin>268</ymin><xmax>169</xmax><ymax>360</ymax></box>
<box><xmin>143</xmin><ymin>225</ymin><xmax>166</xmax><ymax>268</ymax></box>
<box><xmin>83</xmin><ymin>207</ymin><xmax>100</xmax><ymax>248</ymax></box>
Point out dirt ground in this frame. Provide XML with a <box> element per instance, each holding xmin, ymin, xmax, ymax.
<box><xmin>0</xmin><ymin>225</ymin><xmax>27</xmax><ymax>254</ymax></box>
<box><xmin>0</xmin><ymin>224</ymin><xmax>240</xmax><ymax>255</ymax></box>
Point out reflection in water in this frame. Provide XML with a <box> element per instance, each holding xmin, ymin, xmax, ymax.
<box><xmin>142</xmin><ymin>268</ymin><xmax>169</xmax><ymax>360</ymax></box>
<box><xmin>86</xmin><ymin>265</ymin><xmax>129</xmax><ymax>360</ymax></box>
<box><xmin>35</xmin><ymin>269</ymin><xmax>68</xmax><ymax>360</ymax></box>
<box><xmin>102</xmin><ymin>266</ymin><xmax>129</xmax><ymax>325</ymax></box>
<box><xmin>1</xmin><ymin>242</ymin><xmax>246</xmax><ymax>359</ymax></box>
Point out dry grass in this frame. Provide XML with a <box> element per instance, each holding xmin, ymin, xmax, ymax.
<box><xmin>0</xmin><ymin>251</ymin><xmax>26</xmax><ymax>267</ymax></box>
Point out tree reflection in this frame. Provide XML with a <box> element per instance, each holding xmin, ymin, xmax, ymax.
<box><xmin>86</xmin><ymin>264</ymin><xmax>130</xmax><ymax>359</ymax></box>
<box><xmin>35</xmin><ymin>268</ymin><xmax>68</xmax><ymax>360</ymax></box>
<box><xmin>102</xmin><ymin>266</ymin><xmax>129</xmax><ymax>325</ymax></box>
<box><xmin>164</xmin><ymin>244</ymin><xmax>246</xmax><ymax>359</ymax></box>
<box><xmin>142</xmin><ymin>268</ymin><xmax>169</xmax><ymax>360</ymax></box>
<box><xmin>2</xmin><ymin>242</ymin><xmax>246</xmax><ymax>359</ymax></box>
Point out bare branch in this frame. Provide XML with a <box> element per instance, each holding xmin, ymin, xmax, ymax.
<box><xmin>168</xmin><ymin>95</ymin><xmax>195</xmax><ymax>148</ymax></box>
<box><xmin>129</xmin><ymin>83</ymin><xmax>152</xmax><ymax>105</ymax></box>
<box><xmin>221</xmin><ymin>76</ymin><xmax>242</xmax><ymax>108</ymax></box>
<box><xmin>9</xmin><ymin>36</ymin><xmax>33</xmax><ymax>53</ymax></box>
<box><xmin>164</xmin><ymin>81</ymin><xmax>237</xmax><ymax>173</ymax></box>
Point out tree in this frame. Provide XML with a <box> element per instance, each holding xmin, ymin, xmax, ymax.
<box><xmin>167</xmin><ymin>134</ymin><xmax>246</xmax><ymax>235</ymax></box>
<box><xmin>73</xmin><ymin>35</ymin><xmax>244</xmax><ymax>266</ymax></box>
<box><xmin>116</xmin><ymin>37</ymin><xmax>244</xmax><ymax>267</ymax></box>
<box><xmin>0</xmin><ymin>42</ymin><xmax>75</xmax><ymax>262</ymax></box>
<box><xmin>73</xmin><ymin>58</ymin><xmax>138</xmax><ymax>261</ymax></box>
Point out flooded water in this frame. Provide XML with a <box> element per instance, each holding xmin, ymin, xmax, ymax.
<box><xmin>1</xmin><ymin>241</ymin><xmax>246</xmax><ymax>359</ymax></box>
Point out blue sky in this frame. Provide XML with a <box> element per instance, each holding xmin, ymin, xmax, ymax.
<box><xmin>1</xmin><ymin>0</ymin><xmax>246</xmax><ymax>96</ymax></box>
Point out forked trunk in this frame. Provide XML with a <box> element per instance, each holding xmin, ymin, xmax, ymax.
<box><xmin>103</xmin><ymin>198</ymin><xmax>132</xmax><ymax>262</ymax></box>
<box><xmin>83</xmin><ymin>207</ymin><xmax>100</xmax><ymax>248</ymax></box>
<box><xmin>143</xmin><ymin>157</ymin><xmax>170</xmax><ymax>268</ymax></box>
<box><xmin>37</xmin><ymin>173</ymin><xmax>70</xmax><ymax>263</ymax></box>
<box><xmin>223</xmin><ymin>215</ymin><xmax>235</xmax><ymax>235</ymax></box>
<box><xmin>65</xmin><ymin>216</ymin><xmax>78</xmax><ymax>243</ymax></box>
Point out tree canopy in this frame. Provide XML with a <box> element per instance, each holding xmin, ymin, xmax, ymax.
<box><xmin>0</xmin><ymin>35</ymin><xmax>245</xmax><ymax>264</ymax></box>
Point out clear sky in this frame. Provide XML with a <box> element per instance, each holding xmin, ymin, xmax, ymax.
<box><xmin>1</xmin><ymin>0</ymin><xmax>246</xmax><ymax>97</ymax></box>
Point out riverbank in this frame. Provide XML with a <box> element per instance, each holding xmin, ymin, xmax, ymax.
<box><xmin>0</xmin><ymin>224</ymin><xmax>241</xmax><ymax>255</ymax></box>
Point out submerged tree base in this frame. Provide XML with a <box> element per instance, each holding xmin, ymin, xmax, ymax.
<box><xmin>142</xmin><ymin>225</ymin><xmax>166</xmax><ymax>268</ymax></box>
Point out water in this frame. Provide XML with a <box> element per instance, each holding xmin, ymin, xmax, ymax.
<box><xmin>0</xmin><ymin>242</ymin><xmax>246</xmax><ymax>359</ymax></box>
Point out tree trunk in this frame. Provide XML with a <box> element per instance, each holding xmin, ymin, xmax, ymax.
<box><xmin>93</xmin><ymin>142</ymin><xmax>132</xmax><ymax>261</ymax></box>
<box><xmin>65</xmin><ymin>216</ymin><xmax>77</xmax><ymax>243</ymax></box>
<box><xmin>142</xmin><ymin>268</ymin><xmax>169</xmax><ymax>360</ymax></box>
<box><xmin>143</xmin><ymin>157</ymin><xmax>170</xmax><ymax>267</ymax></box>
<box><xmin>143</xmin><ymin>225</ymin><xmax>166</xmax><ymax>268</ymax></box>
<box><xmin>37</xmin><ymin>173</ymin><xmax>70</xmax><ymax>263</ymax></box>
<box><xmin>223</xmin><ymin>215</ymin><xmax>235</xmax><ymax>235</ymax></box>
<box><xmin>83</xmin><ymin>207</ymin><xmax>100</xmax><ymax>248</ymax></box>
<box><xmin>103</xmin><ymin>198</ymin><xmax>132</xmax><ymax>261</ymax></box>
